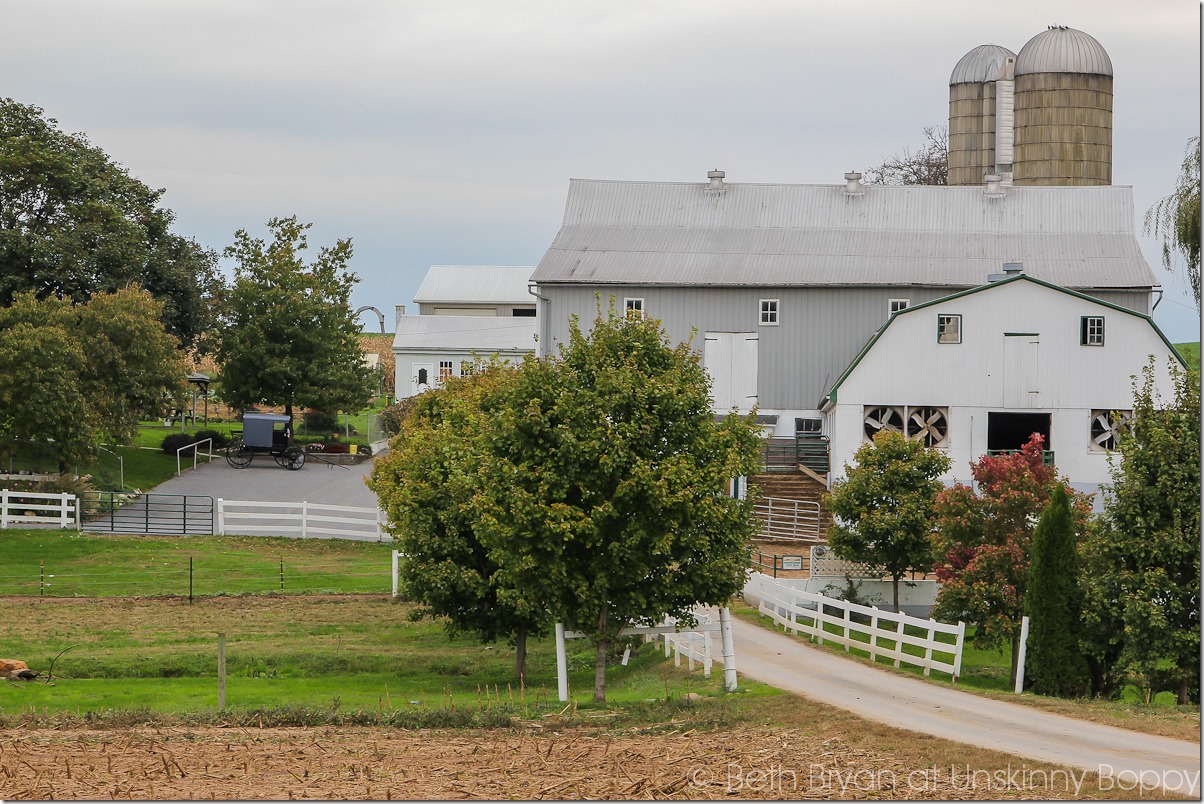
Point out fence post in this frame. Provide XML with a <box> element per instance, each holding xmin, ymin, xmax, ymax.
<box><xmin>719</xmin><ymin>607</ymin><xmax>737</xmax><ymax>692</ymax></box>
<box><xmin>216</xmin><ymin>498</ymin><xmax>224</xmax><ymax>535</ymax></box>
<box><xmin>189</xmin><ymin>556</ymin><xmax>193</xmax><ymax>604</ymax></box>
<box><xmin>40</xmin><ymin>560</ymin><xmax>44</xmax><ymax>596</ymax></box>
<box><xmin>279</xmin><ymin>557</ymin><xmax>284</xmax><ymax>592</ymax></box>
<box><xmin>217</xmin><ymin>633</ymin><xmax>226</xmax><ymax>709</ymax></box>
<box><xmin>59</xmin><ymin>492</ymin><xmax>70</xmax><ymax>528</ymax></box>
<box><xmin>391</xmin><ymin>550</ymin><xmax>399</xmax><ymax>599</ymax></box>
<box><xmin>301</xmin><ymin>501</ymin><xmax>309</xmax><ymax>539</ymax></box>
<box><xmin>1</xmin><ymin>489</ymin><xmax>8</xmax><ymax>529</ymax></box>
<box><xmin>953</xmin><ymin>621</ymin><xmax>966</xmax><ymax>683</ymax></box>
<box><xmin>555</xmin><ymin>623</ymin><xmax>569</xmax><ymax>703</ymax></box>
<box><xmin>1014</xmin><ymin>615</ymin><xmax>1030</xmax><ymax>693</ymax></box>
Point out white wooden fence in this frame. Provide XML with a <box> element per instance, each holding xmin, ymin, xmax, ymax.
<box><xmin>216</xmin><ymin>499</ymin><xmax>388</xmax><ymax>541</ymax></box>
<box><xmin>0</xmin><ymin>490</ymin><xmax>77</xmax><ymax>529</ymax></box>
<box><xmin>746</xmin><ymin>572</ymin><xmax>965</xmax><ymax>680</ymax></box>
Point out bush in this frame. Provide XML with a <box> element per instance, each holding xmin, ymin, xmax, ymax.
<box><xmin>303</xmin><ymin>410</ymin><xmax>340</xmax><ymax>432</ymax></box>
<box><xmin>379</xmin><ymin>397</ymin><xmax>419</xmax><ymax>436</ymax></box>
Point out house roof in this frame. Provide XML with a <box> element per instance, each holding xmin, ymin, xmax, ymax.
<box><xmin>414</xmin><ymin>265</ymin><xmax>535</xmax><ymax>305</ymax></box>
<box><xmin>531</xmin><ymin>179</ymin><xmax>1155</xmax><ymax>290</ymax></box>
<box><xmin>823</xmin><ymin>273</ymin><xmax>1185</xmax><ymax>407</ymax></box>
<box><xmin>392</xmin><ymin>315</ymin><xmax>538</xmax><ymax>353</ymax></box>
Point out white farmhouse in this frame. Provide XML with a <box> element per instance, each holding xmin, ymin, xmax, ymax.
<box><xmin>393</xmin><ymin>265</ymin><xmax>538</xmax><ymax>398</ymax></box>
<box><xmin>823</xmin><ymin>273</ymin><xmax>1184</xmax><ymax>501</ymax></box>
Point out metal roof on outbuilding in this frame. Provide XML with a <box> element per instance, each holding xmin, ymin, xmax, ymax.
<box><xmin>531</xmin><ymin>178</ymin><xmax>1154</xmax><ymax>290</ymax></box>
<box><xmin>391</xmin><ymin>315</ymin><xmax>538</xmax><ymax>353</ymax></box>
<box><xmin>413</xmin><ymin>265</ymin><xmax>535</xmax><ymax>305</ymax></box>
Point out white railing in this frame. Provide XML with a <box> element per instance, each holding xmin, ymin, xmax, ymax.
<box><xmin>746</xmin><ymin>572</ymin><xmax>965</xmax><ymax>680</ymax></box>
<box><xmin>754</xmin><ymin>496</ymin><xmax>822</xmax><ymax>541</ymax></box>
<box><xmin>0</xmin><ymin>490</ymin><xmax>77</xmax><ymax>529</ymax></box>
<box><xmin>217</xmin><ymin>499</ymin><xmax>388</xmax><ymax>541</ymax></box>
<box><xmin>177</xmin><ymin>438</ymin><xmax>214</xmax><ymax>477</ymax></box>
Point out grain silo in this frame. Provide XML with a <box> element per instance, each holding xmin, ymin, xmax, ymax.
<box><xmin>1012</xmin><ymin>26</ymin><xmax>1113</xmax><ymax>186</ymax></box>
<box><xmin>947</xmin><ymin>44</ymin><xmax>1017</xmax><ymax>186</ymax></box>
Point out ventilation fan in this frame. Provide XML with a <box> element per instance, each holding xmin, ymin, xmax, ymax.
<box><xmin>1091</xmin><ymin>410</ymin><xmax>1130</xmax><ymax>451</ymax></box>
<box><xmin>907</xmin><ymin>407</ymin><xmax>949</xmax><ymax>447</ymax></box>
<box><xmin>863</xmin><ymin>406</ymin><xmax>904</xmax><ymax>440</ymax></box>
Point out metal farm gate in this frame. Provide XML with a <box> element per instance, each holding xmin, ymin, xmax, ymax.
<box><xmin>81</xmin><ymin>493</ymin><xmax>215</xmax><ymax>535</ymax></box>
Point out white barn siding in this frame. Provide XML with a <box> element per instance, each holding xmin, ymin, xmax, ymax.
<box><xmin>827</xmin><ymin>277</ymin><xmax>1182</xmax><ymax>494</ymax></box>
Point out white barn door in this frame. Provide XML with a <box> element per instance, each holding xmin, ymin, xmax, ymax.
<box><xmin>1003</xmin><ymin>334</ymin><xmax>1040</xmax><ymax>408</ymax></box>
<box><xmin>704</xmin><ymin>332</ymin><xmax>758</xmax><ymax>413</ymax></box>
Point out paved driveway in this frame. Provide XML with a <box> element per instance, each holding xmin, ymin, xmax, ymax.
<box><xmin>730</xmin><ymin>616</ymin><xmax>1201</xmax><ymax>797</ymax></box>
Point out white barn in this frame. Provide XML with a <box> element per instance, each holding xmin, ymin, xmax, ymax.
<box><xmin>392</xmin><ymin>316</ymin><xmax>537</xmax><ymax>399</ymax></box>
<box><xmin>823</xmin><ymin>273</ymin><xmax>1184</xmax><ymax>501</ymax></box>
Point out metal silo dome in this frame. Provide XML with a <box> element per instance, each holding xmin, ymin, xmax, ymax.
<box><xmin>1015</xmin><ymin>25</ymin><xmax>1113</xmax><ymax>76</ymax></box>
<box><xmin>950</xmin><ymin>44</ymin><xmax>1017</xmax><ymax>84</ymax></box>
<box><xmin>948</xmin><ymin>45</ymin><xmax>1018</xmax><ymax>185</ymax></box>
<box><xmin>1012</xmin><ymin>26</ymin><xmax>1113</xmax><ymax>186</ymax></box>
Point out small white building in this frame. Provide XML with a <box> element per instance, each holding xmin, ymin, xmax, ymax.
<box><xmin>392</xmin><ymin>316</ymin><xmax>537</xmax><ymax>398</ymax></box>
<box><xmin>413</xmin><ymin>265</ymin><xmax>536</xmax><ymax>317</ymax></box>
<box><xmin>822</xmin><ymin>273</ymin><xmax>1185</xmax><ymax>501</ymax></box>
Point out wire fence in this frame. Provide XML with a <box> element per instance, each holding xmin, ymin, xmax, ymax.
<box><xmin>0</xmin><ymin>558</ymin><xmax>391</xmax><ymax>598</ymax></box>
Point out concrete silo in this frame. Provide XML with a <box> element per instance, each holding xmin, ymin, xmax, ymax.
<box><xmin>947</xmin><ymin>44</ymin><xmax>1017</xmax><ymax>186</ymax></box>
<box><xmin>1012</xmin><ymin>26</ymin><xmax>1113</xmax><ymax>186</ymax></box>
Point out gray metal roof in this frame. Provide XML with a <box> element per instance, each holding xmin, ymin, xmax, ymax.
<box><xmin>1016</xmin><ymin>26</ymin><xmax>1112</xmax><ymax>76</ymax></box>
<box><xmin>413</xmin><ymin>265</ymin><xmax>535</xmax><ymax>305</ymax></box>
<box><xmin>949</xmin><ymin>44</ymin><xmax>1016</xmax><ymax>84</ymax></box>
<box><xmin>392</xmin><ymin>315</ymin><xmax>538</xmax><ymax>353</ymax></box>
<box><xmin>531</xmin><ymin>179</ymin><xmax>1154</xmax><ymax>289</ymax></box>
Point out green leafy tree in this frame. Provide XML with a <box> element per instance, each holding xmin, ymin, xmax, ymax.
<box><xmin>825</xmin><ymin>430</ymin><xmax>950</xmax><ymax>612</ymax></box>
<box><xmin>217</xmin><ymin>217</ymin><xmax>375</xmax><ymax>420</ymax></box>
<box><xmin>0</xmin><ymin>98</ymin><xmax>222</xmax><ymax>349</ymax></box>
<box><xmin>1023</xmin><ymin>484</ymin><xmax>1090</xmax><ymax>697</ymax></box>
<box><xmin>1145</xmin><ymin>136</ymin><xmax>1201</xmax><ymax>311</ymax></box>
<box><xmin>368</xmin><ymin>365</ymin><xmax>549</xmax><ymax>679</ymax></box>
<box><xmin>471</xmin><ymin>308</ymin><xmax>764</xmax><ymax>702</ymax></box>
<box><xmin>0</xmin><ymin>287</ymin><xmax>185</xmax><ymax>467</ymax></box>
<box><xmin>931</xmin><ymin>435</ymin><xmax>1092</xmax><ymax>687</ymax></box>
<box><xmin>1080</xmin><ymin>360</ymin><xmax>1200</xmax><ymax>703</ymax></box>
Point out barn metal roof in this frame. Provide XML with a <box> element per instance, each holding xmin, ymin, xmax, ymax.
<box><xmin>949</xmin><ymin>44</ymin><xmax>1016</xmax><ymax>84</ymax></box>
<box><xmin>392</xmin><ymin>315</ymin><xmax>538</xmax><ymax>353</ymax></box>
<box><xmin>1016</xmin><ymin>26</ymin><xmax>1112</xmax><ymax>76</ymax></box>
<box><xmin>413</xmin><ymin>265</ymin><xmax>536</xmax><ymax>305</ymax></box>
<box><xmin>531</xmin><ymin>179</ymin><xmax>1154</xmax><ymax>289</ymax></box>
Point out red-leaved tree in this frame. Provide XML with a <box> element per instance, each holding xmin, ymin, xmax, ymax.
<box><xmin>930</xmin><ymin>435</ymin><xmax>1092</xmax><ymax>686</ymax></box>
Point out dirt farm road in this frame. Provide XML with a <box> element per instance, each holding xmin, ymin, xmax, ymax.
<box><xmin>729</xmin><ymin>616</ymin><xmax>1201</xmax><ymax>796</ymax></box>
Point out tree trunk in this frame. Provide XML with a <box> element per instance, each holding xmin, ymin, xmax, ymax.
<box><xmin>1178</xmin><ymin>679</ymin><xmax>1189</xmax><ymax>706</ymax></box>
<box><xmin>1009</xmin><ymin>632</ymin><xmax>1020</xmax><ymax>690</ymax></box>
<box><xmin>515</xmin><ymin>624</ymin><xmax>527</xmax><ymax>681</ymax></box>
<box><xmin>594</xmin><ymin>602</ymin><xmax>608</xmax><ymax>704</ymax></box>
<box><xmin>891</xmin><ymin>575</ymin><xmax>901</xmax><ymax>613</ymax></box>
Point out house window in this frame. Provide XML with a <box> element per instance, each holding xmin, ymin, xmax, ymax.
<box><xmin>1081</xmin><ymin>316</ymin><xmax>1105</xmax><ymax>346</ymax></box>
<box><xmin>459</xmin><ymin>360</ymin><xmax>476</xmax><ymax>377</ymax></box>
<box><xmin>624</xmin><ymin>298</ymin><xmax>645</xmax><ymax>318</ymax></box>
<box><xmin>759</xmin><ymin>299</ymin><xmax>779</xmax><ymax>325</ymax></box>
<box><xmin>889</xmin><ymin>298</ymin><xmax>910</xmax><ymax>315</ymax></box>
<box><xmin>438</xmin><ymin>361</ymin><xmax>453</xmax><ymax>383</ymax></box>
<box><xmin>937</xmin><ymin>314</ymin><xmax>962</xmax><ymax>344</ymax></box>
<box><xmin>1090</xmin><ymin>409</ymin><xmax>1131</xmax><ymax>451</ymax></box>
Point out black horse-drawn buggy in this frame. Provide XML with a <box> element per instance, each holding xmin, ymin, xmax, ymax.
<box><xmin>225</xmin><ymin>413</ymin><xmax>306</xmax><ymax>470</ymax></box>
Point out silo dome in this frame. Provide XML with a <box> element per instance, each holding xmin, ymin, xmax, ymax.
<box><xmin>1012</xmin><ymin>25</ymin><xmax>1113</xmax><ymax>185</ymax></box>
<box><xmin>1015</xmin><ymin>26</ymin><xmax>1112</xmax><ymax>76</ymax></box>
<box><xmin>950</xmin><ymin>44</ymin><xmax>1017</xmax><ymax>84</ymax></box>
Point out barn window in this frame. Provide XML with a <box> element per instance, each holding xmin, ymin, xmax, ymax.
<box><xmin>1081</xmin><ymin>316</ymin><xmax>1105</xmax><ymax>346</ymax></box>
<box><xmin>460</xmin><ymin>360</ymin><xmax>476</xmax><ymax>377</ymax></box>
<box><xmin>889</xmin><ymin>298</ymin><xmax>910</xmax><ymax>315</ymax></box>
<box><xmin>438</xmin><ymin>361</ymin><xmax>453</xmax><ymax>382</ymax></box>
<box><xmin>937</xmin><ymin>314</ymin><xmax>962</xmax><ymax>344</ymax></box>
<box><xmin>759</xmin><ymin>299</ymin><xmax>779</xmax><ymax>325</ymax></box>
<box><xmin>624</xmin><ymin>298</ymin><xmax>645</xmax><ymax>318</ymax></box>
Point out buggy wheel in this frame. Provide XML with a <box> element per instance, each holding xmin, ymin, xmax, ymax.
<box><xmin>226</xmin><ymin>442</ymin><xmax>253</xmax><ymax>468</ymax></box>
<box><xmin>282</xmin><ymin>445</ymin><xmax>306</xmax><ymax>470</ymax></box>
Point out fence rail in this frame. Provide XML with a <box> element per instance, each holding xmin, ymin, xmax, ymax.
<box><xmin>0</xmin><ymin>490</ymin><xmax>76</xmax><ymax>529</ymax></box>
<box><xmin>746</xmin><ymin>572</ymin><xmax>965</xmax><ymax>680</ymax></box>
<box><xmin>753</xmin><ymin>496</ymin><xmax>822</xmax><ymax>542</ymax></box>
<box><xmin>217</xmin><ymin>499</ymin><xmax>388</xmax><ymax>541</ymax></box>
<box><xmin>177</xmin><ymin>437</ymin><xmax>215</xmax><ymax>476</ymax></box>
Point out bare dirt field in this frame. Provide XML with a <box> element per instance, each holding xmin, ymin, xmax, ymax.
<box><xmin>0</xmin><ymin>722</ymin><xmax>1137</xmax><ymax>800</ymax></box>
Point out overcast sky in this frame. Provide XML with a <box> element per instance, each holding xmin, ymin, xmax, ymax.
<box><xmin>6</xmin><ymin>0</ymin><xmax>1201</xmax><ymax>340</ymax></box>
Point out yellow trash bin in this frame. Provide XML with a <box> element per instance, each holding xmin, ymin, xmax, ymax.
<box><xmin>349</xmin><ymin>444</ymin><xmax>358</xmax><ymax>455</ymax></box>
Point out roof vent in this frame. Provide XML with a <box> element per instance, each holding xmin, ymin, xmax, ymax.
<box><xmin>1003</xmin><ymin>262</ymin><xmax>1023</xmax><ymax>273</ymax></box>
<box><xmin>984</xmin><ymin>173</ymin><xmax>1005</xmax><ymax>196</ymax></box>
<box><xmin>707</xmin><ymin>169</ymin><xmax>726</xmax><ymax>190</ymax></box>
<box><xmin>844</xmin><ymin>171</ymin><xmax>864</xmax><ymax>195</ymax></box>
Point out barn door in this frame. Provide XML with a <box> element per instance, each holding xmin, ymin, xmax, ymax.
<box><xmin>703</xmin><ymin>332</ymin><xmax>758</xmax><ymax>413</ymax></box>
<box><xmin>1003</xmin><ymin>334</ymin><xmax>1039</xmax><ymax>408</ymax></box>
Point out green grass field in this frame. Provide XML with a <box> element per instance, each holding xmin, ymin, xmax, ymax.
<box><xmin>0</xmin><ymin>530</ymin><xmax>392</xmax><ymax>597</ymax></box>
<box><xmin>1173</xmin><ymin>341</ymin><xmax>1200</xmax><ymax>372</ymax></box>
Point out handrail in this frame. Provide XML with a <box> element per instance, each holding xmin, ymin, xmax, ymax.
<box><xmin>753</xmin><ymin>496</ymin><xmax>822</xmax><ymax>542</ymax></box>
<box><xmin>177</xmin><ymin>438</ymin><xmax>214</xmax><ymax>477</ymax></box>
